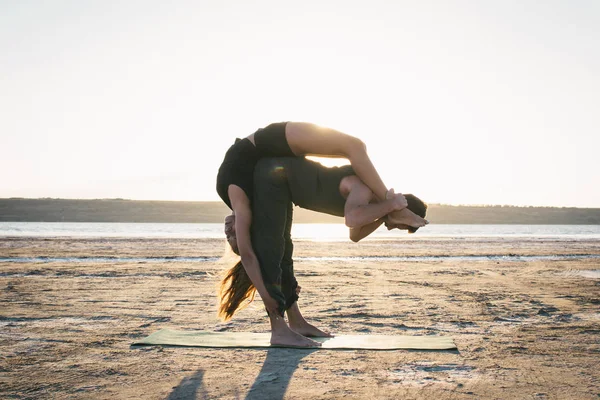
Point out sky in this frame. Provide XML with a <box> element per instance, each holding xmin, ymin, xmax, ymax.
<box><xmin>1</xmin><ymin>0</ymin><xmax>599</xmax><ymax>207</ymax></box>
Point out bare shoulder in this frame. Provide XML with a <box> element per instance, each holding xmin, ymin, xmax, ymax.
<box><xmin>228</xmin><ymin>185</ymin><xmax>251</xmax><ymax>209</ymax></box>
<box><xmin>228</xmin><ymin>185</ymin><xmax>253</xmax><ymax>228</ymax></box>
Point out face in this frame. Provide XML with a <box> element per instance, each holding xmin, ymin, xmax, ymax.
<box><xmin>224</xmin><ymin>214</ymin><xmax>238</xmax><ymax>253</ymax></box>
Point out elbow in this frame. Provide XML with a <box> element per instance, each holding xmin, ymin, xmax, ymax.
<box><xmin>349</xmin><ymin>230</ymin><xmax>362</xmax><ymax>243</ymax></box>
<box><xmin>344</xmin><ymin>213</ymin><xmax>359</xmax><ymax>229</ymax></box>
<box><xmin>347</xmin><ymin>137</ymin><xmax>367</xmax><ymax>157</ymax></box>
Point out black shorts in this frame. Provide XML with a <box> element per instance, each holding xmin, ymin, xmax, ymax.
<box><xmin>254</xmin><ymin>122</ymin><xmax>296</xmax><ymax>158</ymax></box>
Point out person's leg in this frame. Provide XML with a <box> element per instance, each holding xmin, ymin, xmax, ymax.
<box><xmin>251</xmin><ymin>174</ymin><xmax>287</xmax><ymax>315</ymax></box>
<box><xmin>280</xmin><ymin>200</ymin><xmax>299</xmax><ymax>310</ymax></box>
<box><xmin>276</xmin><ymin>198</ymin><xmax>333</xmax><ymax>338</ymax></box>
<box><xmin>286</xmin><ymin>302</ymin><xmax>333</xmax><ymax>337</ymax></box>
<box><xmin>387</xmin><ymin>207</ymin><xmax>429</xmax><ymax>227</ymax></box>
<box><xmin>285</xmin><ymin>122</ymin><xmax>390</xmax><ymax>202</ymax></box>
<box><xmin>252</xmin><ymin>158</ymin><xmax>320</xmax><ymax>347</ymax></box>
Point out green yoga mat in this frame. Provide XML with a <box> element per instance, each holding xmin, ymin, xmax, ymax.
<box><xmin>133</xmin><ymin>329</ymin><xmax>457</xmax><ymax>350</ymax></box>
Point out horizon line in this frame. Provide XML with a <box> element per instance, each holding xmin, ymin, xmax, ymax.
<box><xmin>1</xmin><ymin>197</ymin><xmax>599</xmax><ymax>210</ymax></box>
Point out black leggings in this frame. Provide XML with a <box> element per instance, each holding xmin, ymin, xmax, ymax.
<box><xmin>251</xmin><ymin>158</ymin><xmax>299</xmax><ymax>316</ymax></box>
<box><xmin>250</xmin><ymin>156</ymin><xmax>350</xmax><ymax>315</ymax></box>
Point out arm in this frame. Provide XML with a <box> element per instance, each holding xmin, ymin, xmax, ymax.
<box><xmin>228</xmin><ymin>185</ymin><xmax>279</xmax><ymax>314</ymax></box>
<box><xmin>349</xmin><ymin>217</ymin><xmax>386</xmax><ymax>242</ymax></box>
<box><xmin>341</xmin><ymin>176</ymin><xmax>401</xmax><ymax>242</ymax></box>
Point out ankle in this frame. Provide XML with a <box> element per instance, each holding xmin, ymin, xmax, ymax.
<box><xmin>269</xmin><ymin>313</ymin><xmax>288</xmax><ymax>329</ymax></box>
<box><xmin>288</xmin><ymin>318</ymin><xmax>308</xmax><ymax>328</ymax></box>
<box><xmin>286</xmin><ymin>313</ymin><xmax>306</xmax><ymax>326</ymax></box>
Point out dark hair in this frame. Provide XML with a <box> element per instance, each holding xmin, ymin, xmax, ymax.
<box><xmin>405</xmin><ymin>194</ymin><xmax>428</xmax><ymax>233</ymax></box>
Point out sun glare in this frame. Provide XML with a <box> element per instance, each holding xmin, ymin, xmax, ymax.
<box><xmin>0</xmin><ymin>2</ymin><xmax>598</xmax><ymax>206</ymax></box>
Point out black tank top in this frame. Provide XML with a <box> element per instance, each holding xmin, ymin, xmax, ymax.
<box><xmin>216</xmin><ymin>138</ymin><xmax>258</xmax><ymax>209</ymax></box>
<box><xmin>216</xmin><ymin>122</ymin><xmax>292</xmax><ymax>210</ymax></box>
<box><xmin>285</xmin><ymin>158</ymin><xmax>355</xmax><ymax>217</ymax></box>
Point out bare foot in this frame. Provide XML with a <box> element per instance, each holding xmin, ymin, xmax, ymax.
<box><xmin>270</xmin><ymin>329</ymin><xmax>322</xmax><ymax>348</ymax></box>
<box><xmin>289</xmin><ymin>321</ymin><xmax>333</xmax><ymax>338</ymax></box>
<box><xmin>387</xmin><ymin>207</ymin><xmax>428</xmax><ymax>228</ymax></box>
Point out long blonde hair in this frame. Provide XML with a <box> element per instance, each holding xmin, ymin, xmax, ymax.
<box><xmin>217</xmin><ymin>245</ymin><xmax>257</xmax><ymax>321</ymax></box>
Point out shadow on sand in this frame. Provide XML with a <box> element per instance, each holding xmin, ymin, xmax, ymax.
<box><xmin>162</xmin><ymin>348</ymin><xmax>315</xmax><ymax>400</ymax></box>
<box><xmin>166</xmin><ymin>369</ymin><xmax>208</xmax><ymax>400</ymax></box>
<box><xmin>160</xmin><ymin>344</ymin><xmax>459</xmax><ymax>399</ymax></box>
<box><xmin>244</xmin><ymin>346</ymin><xmax>459</xmax><ymax>399</ymax></box>
<box><xmin>245</xmin><ymin>347</ymin><xmax>317</xmax><ymax>400</ymax></box>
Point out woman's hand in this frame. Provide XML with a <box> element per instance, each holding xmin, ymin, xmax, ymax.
<box><xmin>261</xmin><ymin>293</ymin><xmax>281</xmax><ymax>317</ymax></box>
<box><xmin>386</xmin><ymin>188</ymin><xmax>408</xmax><ymax>211</ymax></box>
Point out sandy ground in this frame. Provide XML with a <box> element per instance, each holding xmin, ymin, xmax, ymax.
<box><xmin>1</xmin><ymin>236</ymin><xmax>599</xmax><ymax>400</ymax></box>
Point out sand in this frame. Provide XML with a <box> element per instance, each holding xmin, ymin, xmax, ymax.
<box><xmin>1</xmin><ymin>236</ymin><xmax>599</xmax><ymax>399</ymax></box>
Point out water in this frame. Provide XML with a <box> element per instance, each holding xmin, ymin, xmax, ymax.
<box><xmin>1</xmin><ymin>222</ymin><xmax>600</xmax><ymax>240</ymax></box>
<box><xmin>2</xmin><ymin>222</ymin><xmax>599</xmax><ymax>266</ymax></box>
<box><xmin>2</xmin><ymin>254</ymin><xmax>599</xmax><ymax>266</ymax></box>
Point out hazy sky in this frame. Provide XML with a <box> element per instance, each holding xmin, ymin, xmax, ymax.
<box><xmin>1</xmin><ymin>1</ymin><xmax>599</xmax><ymax>207</ymax></box>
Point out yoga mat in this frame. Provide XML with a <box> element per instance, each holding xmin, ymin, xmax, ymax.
<box><xmin>133</xmin><ymin>329</ymin><xmax>457</xmax><ymax>350</ymax></box>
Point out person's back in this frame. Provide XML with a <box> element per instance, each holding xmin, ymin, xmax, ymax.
<box><xmin>253</xmin><ymin>157</ymin><xmax>427</xmax><ymax>226</ymax></box>
<box><xmin>254</xmin><ymin>157</ymin><xmax>356</xmax><ymax>218</ymax></box>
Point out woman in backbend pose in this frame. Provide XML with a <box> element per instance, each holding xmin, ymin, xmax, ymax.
<box><xmin>216</xmin><ymin>121</ymin><xmax>426</xmax><ymax>239</ymax></box>
<box><xmin>215</xmin><ymin>121</ymin><xmax>428</xmax><ymax>346</ymax></box>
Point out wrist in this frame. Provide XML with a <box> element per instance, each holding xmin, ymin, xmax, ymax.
<box><xmin>384</xmin><ymin>199</ymin><xmax>396</xmax><ymax>214</ymax></box>
<box><xmin>257</xmin><ymin>288</ymin><xmax>271</xmax><ymax>300</ymax></box>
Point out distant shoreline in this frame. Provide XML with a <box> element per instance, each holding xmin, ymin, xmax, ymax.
<box><xmin>1</xmin><ymin>198</ymin><xmax>600</xmax><ymax>224</ymax></box>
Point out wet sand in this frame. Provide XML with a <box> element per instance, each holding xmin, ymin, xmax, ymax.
<box><xmin>1</xmin><ymin>236</ymin><xmax>599</xmax><ymax>399</ymax></box>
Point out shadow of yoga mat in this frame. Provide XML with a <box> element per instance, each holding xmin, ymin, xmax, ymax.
<box><xmin>132</xmin><ymin>329</ymin><xmax>457</xmax><ymax>350</ymax></box>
